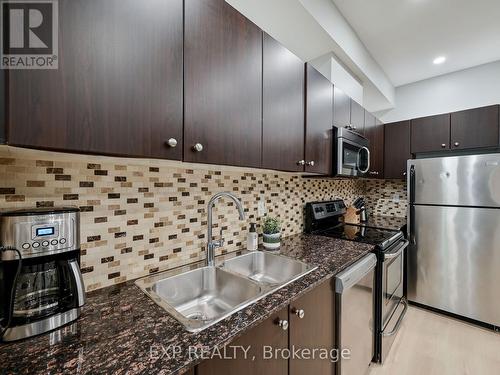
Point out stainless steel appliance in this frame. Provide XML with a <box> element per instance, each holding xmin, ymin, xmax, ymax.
<box><xmin>334</xmin><ymin>127</ymin><xmax>370</xmax><ymax>177</ymax></box>
<box><xmin>305</xmin><ymin>200</ymin><xmax>408</xmax><ymax>363</ymax></box>
<box><xmin>335</xmin><ymin>253</ymin><xmax>377</xmax><ymax>375</ymax></box>
<box><xmin>0</xmin><ymin>207</ymin><xmax>85</xmax><ymax>341</ymax></box>
<box><xmin>408</xmin><ymin>154</ymin><xmax>500</xmax><ymax>328</ymax></box>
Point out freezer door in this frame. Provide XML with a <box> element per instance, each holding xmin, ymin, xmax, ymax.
<box><xmin>409</xmin><ymin>154</ymin><xmax>500</xmax><ymax>207</ymax></box>
<box><xmin>408</xmin><ymin>205</ymin><xmax>500</xmax><ymax>326</ymax></box>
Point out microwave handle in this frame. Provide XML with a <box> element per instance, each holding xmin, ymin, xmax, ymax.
<box><xmin>357</xmin><ymin>147</ymin><xmax>370</xmax><ymax>174</ymax></box>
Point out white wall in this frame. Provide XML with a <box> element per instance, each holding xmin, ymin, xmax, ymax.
<box><xmin>225</xmin><ymin>0</ymin><xmax>395</xmax><ymax>112</ymax></box>
<box><xmin>330</xmin><ymin>55</ymin><xmax>363</xmax><ymax>104</ymax></box>
<box><xmin>377</xmin><ymin>61</ymin><xmax>500</xmax><ymax>123</ymax></box>
<box><xmin>298</xmin><ymin>0</ymin><xmax>394</xmax><ymax>110</ymax></box>
<box><xmin>309</xmin><ymin>52</ymin><xmax>364</xmax><ymax>104</ymax></box>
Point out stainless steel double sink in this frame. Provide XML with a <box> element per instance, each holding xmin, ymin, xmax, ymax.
<box><xmin>135</xmin><ymin>251</ymin><xmax>317</xmax><ymax>332</ymax></box>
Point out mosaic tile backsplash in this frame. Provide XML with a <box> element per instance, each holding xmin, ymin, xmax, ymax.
<box><xmin>364</xmin><ymin>179</ymin><xmax>408</xmax><ymax>218</ymax></box>
<box><xmin>0</xmin><ymin>146</ymin><xmax>367</xmax><ymax>291</ymax></box>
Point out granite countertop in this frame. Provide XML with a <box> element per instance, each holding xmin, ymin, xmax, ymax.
<box><xmin>360</xmin><ymin>215</ymin><xmax>407</xmax><ymax>231</ymax></box>
<box><xmin>0</xmin><ymin>234</ymin><xmax>374</xmax><ymax>375</ymax></box>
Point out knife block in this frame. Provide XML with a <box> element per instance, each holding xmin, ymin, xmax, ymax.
<box><xmin>343</xmin><ymin>206</ymin><xmax>361</xmax><ymax>225</ymax></box>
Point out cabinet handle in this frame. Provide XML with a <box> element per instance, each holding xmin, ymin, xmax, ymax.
<box><xmin>441</xmin><ymin>143</ymin><xmax>446</xmax><ymax>148</ymax></box>
<box><xmin>306</xmin><ymin>161</ymin><xmax>315</xmax><ymax>167</ymax></box>
<box><xmin>192</xmin><ymin>143</ymin><xmax>204</xmax><ymax>152</ymax></box>
<box><xmin>454</xmin><ymin>142</ymin><xmax>460</xmax><ymax>147</ymax></box>
<box><xmin>292</xmin><ymin>308</ymin><xmax>305</xmax><ymax>319</ymax></box>
<box><xmin>276</xmin><ymin>319</ymin><xmax>289</xmax><ymax>331</ymax></box>
<box><xmin>296</xmin><ymin>160</ymin><xmax>305</xmax><ymax>166</ymax></box>
<box><xmin>166</xmin><ymin>138</ymin><xmax>178</xmax><ymax>148</ymax></box>
<box><xmin>403</xmin><ymin>172</ymin><xmax>407</xmax><ymax>177</ymax></box>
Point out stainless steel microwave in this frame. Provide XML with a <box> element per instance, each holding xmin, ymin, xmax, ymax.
<box><xmin>334</xmin><ymin>127</ymin><xmax>370</xmax><ymax>177</ymax></box>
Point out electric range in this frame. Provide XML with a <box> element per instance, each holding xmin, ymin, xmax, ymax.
<box><xmin>305</xmin><ymin>200</ymin><xmax>409</xmax><ymax>364</ymax></box>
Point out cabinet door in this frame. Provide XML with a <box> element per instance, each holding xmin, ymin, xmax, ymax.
<box><xmin>197</xmin><ymin>307</ymin><xmax>288</xmax><ymax>375</ymax></box>
<box><xmin>384</xmin><ymin>121</ymin><xmax>411</xmax><ymax>179</ymax></box>
<box><xmin>333</xmin><ymin>87</ymin><xmax>351</xmax><ymax>128</ymax></box>
<box><xmin>411</xmin><ymin>114</ymin><xmax>450</xmax><ymax>153</ymax></box>
<box><xmin>6</xmin><ymin>0</ymin><xmax>183</xmax><ymax>160</ymax></box>
<box><xmin>184</xmin><ymin>0</ymin><xmax>262</xmax><ymax>168</ymax></box>
<box><xmin>450</xmin><ymin>105</ymin><xmax>499</xmax><ymax>150</ymax></box>
<box><xmin>262</xmin><ymin>34</ymin><xmax>305</xmax><ymax>172</ymax></box>
<box><xmin>305</xmin><ymin>64</ymin><xmax>333</xmax><ymax>174</ymax></box>
<box><xmin>350</xmin><ymin>99</ymin><xmax>365</xmax><ymax>134</ymax></box>
<box><xmin>364</xmin><ymin>112</ymin><xmax>384</xmax><ymax>178</ymax></box>
<box><xmin>289</xmin><ymin>279</ymin><xmax>335</xmax><ymax>375</ymax></box>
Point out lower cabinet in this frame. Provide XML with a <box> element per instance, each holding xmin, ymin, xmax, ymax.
<box><xmin>289</xmin><ymin>279</ymin><xmax>335</xmax><ymax>375</ymax></box>
<box><xmin>196</xmin><ymin>279</ymin><xmax>335</xmax><ymax>375</ymax></box>
<box><xmin>196</xmin><ymin>307</ymin><xmax>289</xmax><ymax>375</ymax></box>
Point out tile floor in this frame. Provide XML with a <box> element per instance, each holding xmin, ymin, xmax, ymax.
<box><xmin>369</xmin><ymin>306</ymin><xmax>500</xmax><ymax>375</ymax></box>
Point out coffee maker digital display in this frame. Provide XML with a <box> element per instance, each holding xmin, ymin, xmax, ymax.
<box><xmin>0</xmin><ymin>207</ymin><xmax>85</xmax><ymax>341</ymax></box>
<box><xmin>36</xmin><ymin>227</ymin><xmax>55</xmax><ymax>236</ymax></box>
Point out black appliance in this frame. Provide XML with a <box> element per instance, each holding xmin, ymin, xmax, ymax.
<box><xmin>0</xmin><ymin>207</ymin><xmax>85</xmax><ymax>341</ymax></box>
<box><xmin>333</xmin><ymin>127</ymin><xmax>370</xmax><ymax>177</ymax></box>
<box><xmin>305</xmin><ymin>200</ymin><xmax>409</xmax><ymax>364</ymax></box>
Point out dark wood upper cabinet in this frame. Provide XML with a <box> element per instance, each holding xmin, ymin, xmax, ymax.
<box><xmin>364</xmin><ymin>112</ymin><xmax>384</xmax><ymax>178</ymax></box>
<box><xmin>262</xmin><ymin>34</ymin><xmax>305</xmax><ymax>172</ymax></box>
<box><xmin>184</xmin><ymin>0</ymin><xmax>262</xmax><ymax>168</ymax></box>
<box><xmin>450</xmin><ymin>105</ymin><xmax>500</xmax><ymax>150</ymax></box>
<box><xmin>197</xmin><ymin>307</ymin><xmax>288</xmax><ymax>375</ymax></box>
<box><xmin>305</xmin><ymin>64</ymin><xmax>333</xmax><ymax>175</ymax></box>
<box><xmin>411</xmin><ymin>114</ymin><xmax>450</xmax><ymax>153</ymax></box>
<box><xmin>384</xmin><ymin>120</ymin><xmax>411</xmax><ymax>179</ymax></box>
<box><xmin>289</xmin><ymin>279</ymin><xmax>335</xmax><ymax>375</ymax></box>
<box><xmin>333</xmin><ymin>87</ymin><xmax>351</xmax><ymax>129</ymax></box>
<box><xmin>6</xmin><ymin>0</ymin><xmax>183</xmax><ymax>160</ymax></box>
<box><xmin>350</xmin><ymin>99</ymin><xmax>365</xmax><ymax>134</ymax></box>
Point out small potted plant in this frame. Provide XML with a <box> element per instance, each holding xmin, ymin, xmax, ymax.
<box><xmin>262</xmin><ymin>216</ymin><xmax>281</xmax><ymax>250</ymax></box>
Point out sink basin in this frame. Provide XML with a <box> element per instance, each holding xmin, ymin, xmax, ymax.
<box><xmin>135</xmin><ymin>266</ymin><xmax>263</xmax><ymax>332</ymax></box>
<box><xmin>221</xmin><ymin>251</ymin><xmax>317</xmax><ymax>286</ymax></box>
<box><xmin>136</xmin><ymin>252</ymin><xmax>317</xmax><ymax>332</ymax></box>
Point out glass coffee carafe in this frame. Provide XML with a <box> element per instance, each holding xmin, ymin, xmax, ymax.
<box><xmin>13</xmin><ymin>261</ymin><xmax>61</xmax><ymax>319</ymax></box>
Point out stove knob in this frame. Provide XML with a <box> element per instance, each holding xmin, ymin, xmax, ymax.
<box><xmin>22</xmin><ymin>243</ymin><xmax>30</xmax><ymax>250</ymax></box>
<box><xmin>42</xmin><ymin>240</ymin><xmax>49</xmax><ymax>247</ymax></box>
<box><xmin>60</xmin><ymin>238</ymin><xmax>67</xmax><ymax>245</ymax></box>
<box><xmin>32</xmin><ymin>242</ymin><xmax>40</xmax><ymax>248</ymax></box>
<box><xmin>51</xmin><ymin>239</ymin><xmax>58</xmax><ymax>246</ymax></box>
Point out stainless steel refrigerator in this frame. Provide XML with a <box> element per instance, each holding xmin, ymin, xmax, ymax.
<box><xmin>408</xmin><ymin>154</ymin><xmax>500</xmax><ymax>327</ymax></box>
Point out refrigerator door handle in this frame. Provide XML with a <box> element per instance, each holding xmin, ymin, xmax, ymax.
<box><xmin>409</xmin><ymin>165</ymin><xmax>417</xmax><ymax>246</ymax></box>
<box><xmin>409</xmin><ymin>165</ymin><xmax>416</xmax><ymax>204</ymax></box>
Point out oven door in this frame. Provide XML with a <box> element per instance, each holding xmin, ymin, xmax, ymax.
<box><xmin>380</xmin><ymin>240</ymin><xmax>409</xmax><ymax>363</ymax></box>
<box><xmin>337</xmin><ymin>138</ymin><xmax>370</xmax><ymax>177</ymax></box>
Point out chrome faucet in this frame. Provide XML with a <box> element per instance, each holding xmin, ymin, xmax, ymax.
<box><xmin>206</xmin><ymin>192</ymin><xmax>245</xmax><ymax>266</ymax></box>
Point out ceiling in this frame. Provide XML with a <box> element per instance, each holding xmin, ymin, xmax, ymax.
<box><xmin>331</xmin><ymin>0</ymin><xmax>500</xmax><ymax>86</ymax></box>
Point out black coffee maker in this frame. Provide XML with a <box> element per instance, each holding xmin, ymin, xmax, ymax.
<box><xmin>0</xmin><ymin>207</ymin><xmax>85</xmax><ymax>341</ymax></box>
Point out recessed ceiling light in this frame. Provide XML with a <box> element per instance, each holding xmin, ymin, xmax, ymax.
<box><xmin>433</xmin><ymin>56</ymin><xmax>446</xmax><ymax>65</ymax></box>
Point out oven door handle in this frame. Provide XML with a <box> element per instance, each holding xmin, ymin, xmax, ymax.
<box><xmin>384</xmin><ymin>240</ymin><xmax>408</xmax><ymax>260</ymax></box>
<box><xmin>382</xmin><ymin>299</ymin><xmax>408</xmax><ymax>337</ymax></box>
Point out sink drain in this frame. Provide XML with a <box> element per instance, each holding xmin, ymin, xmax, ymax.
<box><xmin>187</xmin><ymin>312</ymin><xmax>208</xmax><ymax>321</ymax></box>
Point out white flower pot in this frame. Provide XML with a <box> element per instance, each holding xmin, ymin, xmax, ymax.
<box><xmin>263</xmin><ymin>232</ymin><xmax>281</xmax><ymax>250</ymax></box>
